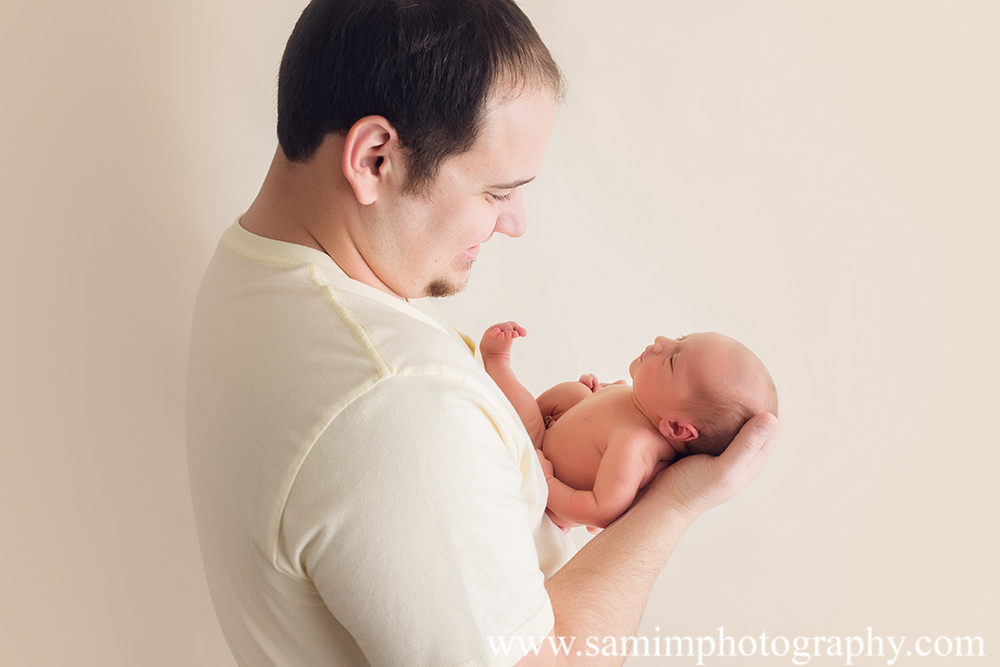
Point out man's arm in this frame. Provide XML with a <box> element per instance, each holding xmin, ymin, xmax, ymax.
<box><xmin>286</xmin><ymin>373</ymin><xmax>565</xmax><ymax>666</ymax></box>
<box><xmin>517</xmin><ymin>414</ymin><xmax>782</xmax><ymax>666</ymax></box>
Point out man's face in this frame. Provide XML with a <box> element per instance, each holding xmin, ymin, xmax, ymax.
<box><xmin>362</xmin><ymin>89</ymin><xmax>558</xmax><ymax>298</ymax></box>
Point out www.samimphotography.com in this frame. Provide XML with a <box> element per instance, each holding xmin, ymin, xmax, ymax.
<box><xmin>489</xmin><ymin>627</ymin><xmax>986</xmax><ymax>664</ymax></box>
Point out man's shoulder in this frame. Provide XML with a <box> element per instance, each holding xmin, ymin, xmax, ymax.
<box><xmin>194</xmin><ymin>228</ymin><xmax>476</xmax><ymax>375</ymax></box>
<box><xmin>324</xmin><ymin>289</ymin><xmax>476</xmax><ymax>378</ymax></box>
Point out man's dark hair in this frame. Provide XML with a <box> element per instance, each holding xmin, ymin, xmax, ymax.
<box><xmin>277</xmin><ymin>0</ymin><xmax>563</xmax><ymax>192</ymax></box>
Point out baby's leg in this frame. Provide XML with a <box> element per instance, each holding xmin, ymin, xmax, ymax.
<box><xmin>536</xmin><ymin>381</ymin><xmax>594</xmax><ymax>424</ymax></box>
<box><xmin>479</xmin><ymin>321</ymin><xmax>525</xmax><ymax>363</ymax></box>
<box><xmin>480</xmin><ymin>322</ymin><xmax>546</xmax><ymax>448</ymax></box>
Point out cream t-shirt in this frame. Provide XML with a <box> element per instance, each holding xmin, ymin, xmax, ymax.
<box><xmin>187</xmin><ymin>220</ymin><xmax>575</xmax><ymax>666</ymax></box>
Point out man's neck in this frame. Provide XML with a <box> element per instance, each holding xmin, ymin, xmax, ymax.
<box><xmin>240</xmin><ymin>146</ymin><xmax>402</xmax><ymax>299</ymax></box>
<box><xmin>240</xmin><ymin>148</ymin><xmax>330</xmax><ymax>252</ymax></box>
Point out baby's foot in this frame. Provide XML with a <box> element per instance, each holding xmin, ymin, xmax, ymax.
<box><xmin>480</xmin><ymin>321</ymin><xmax>526</xmax><ymax>363</ymax></box>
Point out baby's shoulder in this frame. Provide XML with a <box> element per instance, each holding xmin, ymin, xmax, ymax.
<box><xmin>607</xmin><ymin>418</ymin><xmax>659</xmax><ymax>448</ymax></box>
<box><xmin>608</xmin><ymin>421</ymin><xmax>676</xmax><ymax>460</ymax></box>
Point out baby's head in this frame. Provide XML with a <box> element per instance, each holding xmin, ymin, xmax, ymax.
<box><xmin>629</xmin><ymin>332</ymin><xmax>777</xmax><ymax>456</ymax></box>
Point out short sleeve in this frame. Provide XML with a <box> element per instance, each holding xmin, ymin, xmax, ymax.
<box><xmin>277</xmin><ymin>374</ymin><xmax>555</xmax><ymax>667</ymax></box>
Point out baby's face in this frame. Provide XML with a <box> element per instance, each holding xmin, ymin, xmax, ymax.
<box><xmin>629</xmin><ymin>332</ymin><xmax>748</xmax><ymax>422</ymax></box>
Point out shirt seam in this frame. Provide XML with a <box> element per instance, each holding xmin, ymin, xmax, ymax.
<box><xmin>309</xmin><ymin>263</ymin><xmax>392</xmax><ymax>379</ymax></box>
<box><xmin>221</xmin><ymin>227</ymin><xmax>318</xmax><ymax>267</ymax></box>
<box><xmin>264</xmin><ymin>266</ymin><xmax>394</xmax><ymax>569</ymax></box>
<box><xmin>269</xmin><ymin>369</ymin><xmax>528</xmax><ymax>583</ymax></box>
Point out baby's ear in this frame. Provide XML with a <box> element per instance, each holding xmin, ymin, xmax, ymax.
<box><xmin>660</xmin><ymin>418</ymin><xmax>698</xmax><ymax>442</ymax></box>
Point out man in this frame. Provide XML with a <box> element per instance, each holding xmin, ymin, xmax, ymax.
<box><xmin>187</xmin><ymin>1</ymin><xmax>781</xmax><ymax>665</ymax></box>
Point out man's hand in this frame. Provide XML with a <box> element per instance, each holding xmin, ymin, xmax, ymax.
<box><xmin>524</xmin><ymin>413</ymin><xmax>781</xmax><ymax>666</ymax></box>
<box><xmin>637</xmin><ymin>413</ymin><xmax>782</xmax><ymax>525</ymax></box>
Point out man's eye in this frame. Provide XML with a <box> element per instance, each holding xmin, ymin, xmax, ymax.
<box><xmin>489</xmin><ymin>192</ymin><xmax>512</xmax><ymax>202</ymax></box>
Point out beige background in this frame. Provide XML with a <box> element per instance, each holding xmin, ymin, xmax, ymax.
<box><xmin>1</xmin><ymin>1</ymin><xmax>996</xmax><ymax>665</ymax></box>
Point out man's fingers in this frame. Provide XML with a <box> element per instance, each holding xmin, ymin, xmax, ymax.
<box><xmin>719</xmin><ymin>412</ymin><xmax>781</xmax><ymax>476</ymax></box>
<box><xmin>756</xmin><ymin>413</ymin><xmax>782</xmax><ymax>460</ymax></box>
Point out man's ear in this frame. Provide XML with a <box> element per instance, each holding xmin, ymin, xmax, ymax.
<box><xmin>659</xmin><ymin>418</ymin><xmax>698</xmax><ymax>442</ymax></box>
<box><xmin>342</xmin><ymin>116</ymin><xmax>399</xmax><ymax>205</ymax></box>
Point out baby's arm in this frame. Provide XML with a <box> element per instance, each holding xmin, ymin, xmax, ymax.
<box><xmin>543</xmin><ymin>435</ymin><xmax>653</xmax><ymax>529</ymax></box>
<box><xmin>480</xmin><ymin>322</ymin><xmax>547</xmax><ymax>448</ymax></box>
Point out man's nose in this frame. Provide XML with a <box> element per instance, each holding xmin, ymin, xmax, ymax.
<box><xmin>493</xmin><ymin>190</ymin><xmax>527</xmax><ymax>238</ymax></box>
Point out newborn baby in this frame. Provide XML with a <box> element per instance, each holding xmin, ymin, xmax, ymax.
<box><xmin>480</xmin><ymin>322</ymin><xmax>778</xmax><ymax>530</ymax></box>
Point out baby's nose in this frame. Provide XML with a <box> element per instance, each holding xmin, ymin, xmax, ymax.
<box><xmin>654</xmin><ymin>335</ymin><xmax>679</xmax><ymax>354</ymax></box>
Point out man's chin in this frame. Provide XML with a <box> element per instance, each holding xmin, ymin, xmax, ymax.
<box><xmin>424</xmin><ymin>263</ymin><xmax>473</xmax><ymax>298</ymax></box>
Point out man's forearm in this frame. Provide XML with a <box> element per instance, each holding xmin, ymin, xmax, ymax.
<box><xmin>519</xmin><ymin>498</ymin><xmax>691</xmax><ymax>666</ymax></box>
<box><xmin>517</xmin><ymin>413</ymin><xmax>781</xmax><ymax>666</ymax></box>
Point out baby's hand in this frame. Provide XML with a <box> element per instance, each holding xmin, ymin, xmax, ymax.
<box><xmin>534</xmin><ymin>448</ymin><xmax>554</xmax><ymax>479</ymax></box>
<box><xmin>578</xmin><ymin>374</ymin><xmax>627</xmax><ymax>392</ymax></box>
<box><xmin>545</xmin><ymin>508</ymin><xmax>577</xmax><ymax>533</ymax></box>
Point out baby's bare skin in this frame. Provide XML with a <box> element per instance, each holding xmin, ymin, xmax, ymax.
<box><xmin>480</xmin><ymin>322</ymin><xmax>687</xmax><ymax>529</ymax></box>
<box><xmin>538</xmin><ymin>382</ymin><xmax>683</xmax><ymax>528</ymax></box>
